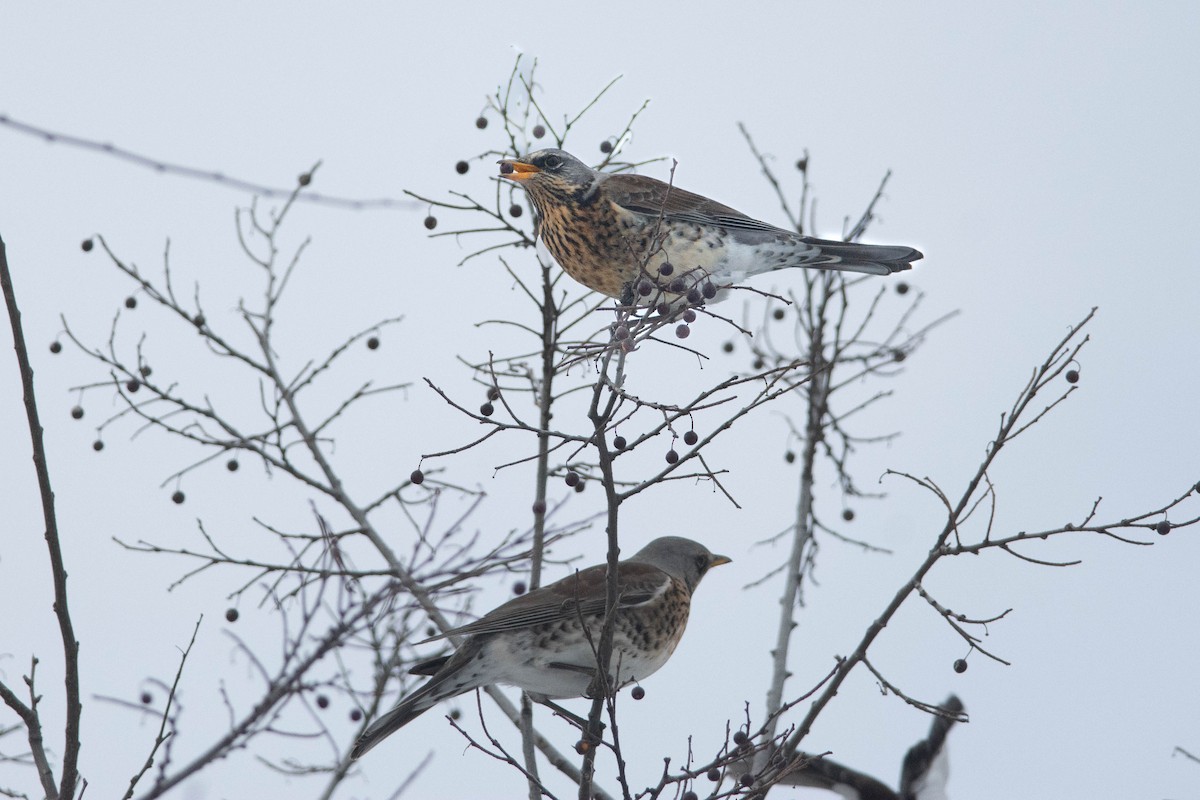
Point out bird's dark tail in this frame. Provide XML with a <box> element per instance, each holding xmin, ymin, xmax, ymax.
<box><xmin>802</xmin><ymin>237</ymin><xmax>923</xmax><ymax>276</ymax></box>
<box><xmin>350</xmin><ymin>681</ymin><xmax>442</xmax><ymax>760</ymax></box>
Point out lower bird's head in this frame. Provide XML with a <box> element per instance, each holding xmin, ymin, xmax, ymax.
<box><xmin>635</xmin><ymin>536</ymin><xmax>731</xmax><ymax>594</ymax></box>
<box><xmin>498</xmin><ymin>148</ymin><xmax>600</xmax><ymax>206</ymax></box>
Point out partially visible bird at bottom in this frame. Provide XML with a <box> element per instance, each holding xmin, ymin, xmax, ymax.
<box><xmin>499</xmin><ymin>148</ymin><xmax>923</xmax><ymax>306</ymax></box>
<box><xmin>351</xmin><ymin>536</ymin><xmax>730</xmax><ymax>759</ymax></box>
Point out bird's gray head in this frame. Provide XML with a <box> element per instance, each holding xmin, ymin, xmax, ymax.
<box><xmin>632</xmin><ymin>536</ymin><xmax>731</xmax><ymax>593</ymax></box>
<box><xmin>498</xmin><ymin>148</ymin><xmax>601</xmax><ymax>207</ymax></box>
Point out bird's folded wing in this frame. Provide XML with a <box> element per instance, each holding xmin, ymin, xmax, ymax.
<box><xmin>418</xmin><ymin>562</ymin><xmax>671</xmax><ymax>642</ymax></box>
<box><xmin>604</xmin><ymin>173</ymin><xmax>788</xmax><ymax>235</ymax></box>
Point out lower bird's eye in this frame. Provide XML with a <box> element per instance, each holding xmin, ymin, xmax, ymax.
<box><xmin>544</xmin><ymin>155</ymin><xmax>562</xmax><ymax>169</ymax></box>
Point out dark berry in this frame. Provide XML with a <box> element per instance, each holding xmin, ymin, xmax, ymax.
<box><xmin>70</xmin><ymin>405</ymin><xmax>84</xmax><ymax>420</ymax></box>
<box><xmin>532</xmin><ymin>124</ymin><xmax>546</xmax><ymax>139</ymax></box>
<box><xmin>599</xmin><ymin>140</ymin><xmax>613</xmax><ymax>154</ymax></box>
<box><xmin>480</xmin><ymin>402</ymin><xmax>494</xmax><ymax>417</ymax></box>
<box><xmin>139</xmin><ymin>365</ymin><xmax>152</xmax><ymax>377</ymax></box>
<box><xmin>739</xmin><ymin>773</ymin><xmax>755</xmax><ymax>788</ymax></box>
<box><xmin>638</xmin><ymin>280</ymin><xmax>654</xmax><ymax>297</ymax></box>
<box><xmin>92</xmin><ymin>440</ymin><xmax>104</xmax><ymax>452</ymax></box>
<box><xmin>575</xmin><ymin>740</ymin><xmax>590</xmax><ymax>755</ymax></box>
<box><xmin>1066</xmin><ymin>369</ymin><xmax>1079</xmax><ymax>384</ymax></box>
<box><xmin>513</xmin><ymin>581</ymin><xmax>526</xmax><ymax>595</ymax></box>
<box><xmin>707</xmin><ymin>768</ymin><xmax>721</xmax><ymax>782</ymax></box>
<box><xmin>795</xmin><ymin>157</ymin><xmax>808</xmax><ymax>171</ymax></box>
<box><xmin>784</xmin><ymin>451</ymin><xmax>795</xmax><ymax>463</ymax></box>
<box><xmin>842</xmin><ymin>509</ymin><xmax>855</xmax><ymax>522</ymax></box>
<box><xmin>193</xmin><ymin>313</ymin><xmax>205</xmax><ymax>328</ymax></box>
<box><xmin>683</xmin><ymin>793</ymin><xmax>698</xmax><ymax>800</ymax></box>
<box><xmin>686</xmin><ymin>288</ymin><xmax>702</xmax><ymax>305</ymax></box>
<box><xmin>659</xmin><ymin>262</ymin><xmax>674</xmax><ymax>276</ymax></box>
<box><xmin>449</xmin><ymin>708</ymin><xmax>461</xmax><ymax>721</ymax></box>
<box><xmin>613</xmin><ymin>435</ymin><xmax>627</xmax><ymax>451</ymax></box>
<box><xmin>410</xmin><ymin>469</ymin><xmax>425</xmax><ymax>485</ymax></box>
<box><xmin>752</xmin><ymin>358</ymin><xmax>765</xmax><ymax>370</ymax></box>
<box><xmin>171</xmin><ymin>490</ymin><xmax>185</xmax><ymax>504</ymax></box>
<box><xmin>424</xmin><ymin>215</ymin><xmax>437</xmax><ymax>230</ymax></box>
<box><xmin>896</xmin><ymin>281</ymin><xmax>910</xmax><ymax>295</ymax></box>
<box><xmin>367</xmin><ymin>336</ymin><xmax>380</xmax><ymax>350</ymax></box>
<box><xmin>532</xmin><ymin>499</ymin><xmax>546</xmax><ymax>515</ymax></box>
<box><xmin>733</xmin><ymin>730</ymin><xmax>749</xmax><ymax>745</ymax></box>
<box><xmin>722</xmin><ymin>341</ymin><xmax>734</xmax><ymax>353</ymax></box>
<box><xmin>484</xmin><ymin>387</ymin><xmax>500</xmax><ymax>401</ymax></box>
<box><xmin>126</xmin><ymin>379</ymin><xmax>139</xmax><ymax>392</ymax></box>
<box><xmin>50</xmin><ymin>341</ymin><xmax>62</xmax><ymax>354</ymax></box>
<box><xmin>140</xmin><ymin>692</ymin><xmax>152</xmax><ymax>705</ymax></box>
<box><xmin>684</xmin><ymin>430</ymin><xmax>698</xmax><ymax>446</ymax></box>
<box><xmin>953</xmin><ymin>658</ymin><xmax>968</xmax><ymax>674</ymax></box>
<box><xmin>509</xmin><ymin>204</ymin><xmax>523</xmax><ymax>217</ymax></box>
<box><xmin>125</xmin><ymin>296</ymin><xmax>137</xmax><ymax>309</ymax></box>
<box><xmin>1156</xmin><ymin>520</ymin><xmax>1171</xmax><ymax>535</ymax></box>
<box><xmin>676</xmin><ymin>324</ymin><xmax>690</xmax><ymax>339</ymax></box>
<box><xmin>81</xmin><ymin>239</ymin><xmax>94</xmax><ymax>252</ymax></box>
<box><xmin>316</xmin><ymin>694</ymin><xmax>329</xmax><ymax>709</ymax></box>
<box><xmin>683</xmin><ymin>309</ymin><xmax>697</xmax><ymax>323</ymax></box>
<box><xmin>614</xmin><ymin>325</ymin><xmax>629</xmax><ymax>341</ymax></box>
<box><xmin>475</xmin><ymin>116</ymin><xmax>488</xmax><ymax>129</ymax></box>
<box><xmin>620</xmin><ymin>339</ymin><xmax>635</xmax><ymax>353</ymax></box>
<box><xmin>772</xmin><ymin>308</ymin><xmax>785</xmax><ymax>321</ymax></box>
<box><xmin>702</xmin><ymin>283</ymin><xmax>717</xmax><ymax>300</ymax></box>
<box><xmin>565</xmin><ymin>471</ymin><xmax>580</xmax><ymax>487</ymax></box>
<box><xmin>655</xmin><ymin>302</ymin><xmax>672</xmax><ymax>316</ymax></box>
<box><xmin>298</xmin><ymin>173</ymin><xmax>312</xmax><ymax>186</ymax></box>
<box><xmin>669</xmin><ymin>278</ymin><xmax>686</xmax><ymax>293</ymax></box>
<box><xmin>573</xmin><ymin>481</ymin><xmax>585</xmax><ymax>493</ymax></box>
<box><xmin>455</xmin><ymin>160</ymin><xmax>469</xmax><ymax>174</ymax></box>
<box><xmin>665</xmin><ymin>449</ymin><xmax>679</xmax><ymax>464</ymax></box>
<box><xmin>631</xmin><ymin>686</ymin><xmax>645</xmax><ymax>700</ymax></box>
<box><xmin>893</xmin><ymin>350</ymin><xmax>906</xmax><ymax>362</ymax></box>
<box><xmin>350</xmin><ymin>708</ymin><xmax>362</xmax><ymax>722</ymax></box>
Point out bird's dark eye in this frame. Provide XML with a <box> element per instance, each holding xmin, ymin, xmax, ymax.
<box><xmin>694</xmin><ymin>555</ymin><xmax>708</xmax><ymax>574</ymax></box>
<box><xmin>543</xmin><ymin>154</ymin><xmax>562</xmax><ymax>170</ymax></box>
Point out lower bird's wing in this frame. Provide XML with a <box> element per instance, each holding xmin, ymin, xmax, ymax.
<box><xmin>418</xmin><ymin>561</ymin><xmax>672</xmax><ymax>643</ymax></box>
<box><xmin>604</xmin><ymin>174</ymin><xmax>923</xmax><ymax>275</ymax></box>
<box><xmin>603</xmin><ymin>173</ymin><xmax>786</xmax><ymax>235</ymax></box>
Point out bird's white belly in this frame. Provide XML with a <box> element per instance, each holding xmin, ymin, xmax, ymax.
<box><xmin>482</xmin><ymin>627</ymin><xmax>678</xmax><ymax>700</ymax></box>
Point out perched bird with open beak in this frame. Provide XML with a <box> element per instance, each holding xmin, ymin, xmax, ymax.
<box><xmin>350</xmin><ymin>536</ymin><xmax>730</xmax><ymax>759</ymax></box>
<box><xmin>499</xmin><ymin>148</ymin><xmax>922</xmax><ymax>305</ymax></box>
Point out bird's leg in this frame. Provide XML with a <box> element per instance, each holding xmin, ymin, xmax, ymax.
<box><xmin>618</xmin><ymin>281</ymin><xmax>636</xmax><ymax>308</ymax></box>
<box><xmin>585</xmin><ymin>671</ymin><xmax>612</xmax><ymax>701</ymax></box>
<box><xmin>536</xmin><ymin>698</ymin><xmax>605</xmax><ymax>735</ymax></box>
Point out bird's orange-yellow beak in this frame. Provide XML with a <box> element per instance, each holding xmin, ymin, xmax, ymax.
<box><xmin>710</xmin><ymin>554</ymin><xmax>732</xmax><ymax>568</ymax></box>
<box><xmin>498</xmin><ymin>159</ymin><xmax>540</xmax><ymax>181</ymax></box>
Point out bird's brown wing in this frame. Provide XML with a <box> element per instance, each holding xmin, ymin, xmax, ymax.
<box><xmin>419</xmin><ymin>560</ymin><xmax>671</xmax><ymax>642</ymax></box>
<box><xmin>603</xmin><ymin>173</ymin><xmax>787</xmax><ymax>235</ymax></box>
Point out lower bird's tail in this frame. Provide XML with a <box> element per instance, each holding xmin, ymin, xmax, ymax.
<box><xmin>350</xmin><ymin>682</ymin><xmax>442</xmax><ymax>760</ymax></box>
<box><xmin>800</xmin><ymin>237</ymin><xmax>923</xmax><ymax>276</ymax></box>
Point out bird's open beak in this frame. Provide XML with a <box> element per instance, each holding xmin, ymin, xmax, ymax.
<box><xmin>498</xmin><ymin>159</ymin><xmax>540</xmax><ymax>181</ymax></box>
<box><xmin>710</xmin><ymin>554</ymin><xmax>732</xmax><ymax>568</ymax></box>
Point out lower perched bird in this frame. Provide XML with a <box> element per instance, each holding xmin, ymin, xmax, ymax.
<box><xmin>351</xmin><ymin>536</ymin><xmax>730</xmax><ymax>759</ymax></box>
<box><xmin>499</xmin><ymin>148</ymin><xmax>922</xmax><ymax>305</ymax></box>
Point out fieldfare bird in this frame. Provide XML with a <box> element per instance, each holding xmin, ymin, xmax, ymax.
<box><xmin>350</xmin><ymin>536</ymin><xmax>730</xmax><ymax>759</ymax></box>
<box><xmin>499</xmin><ymin>149</ymin><xmax>922</xmax><ymax>305</ymax></box>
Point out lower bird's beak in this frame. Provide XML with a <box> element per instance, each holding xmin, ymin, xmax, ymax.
<box><xmin>710</xmin><ymin>554</ymin><xmax>732</xmax><ymax>568</ymax></box>
<box><xmin>498</xmin><ymin>159</ymin><xmax>540</xmax><ymax>181</ymax></box>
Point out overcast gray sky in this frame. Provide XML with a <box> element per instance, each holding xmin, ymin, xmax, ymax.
<box><xmin>2</xmin><ymin>3</ymin><xmax>1198</xmax><ymax>799</ymax></box>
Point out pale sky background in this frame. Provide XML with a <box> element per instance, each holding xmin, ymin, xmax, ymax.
<box><xmin>2</xmin><ymin>3</ymin><xmax>1199</xmax><ymax>799</ymax></box>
